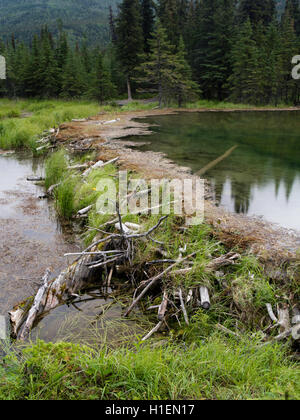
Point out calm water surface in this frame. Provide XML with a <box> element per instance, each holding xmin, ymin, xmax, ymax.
<box><xmin>129</xmin><ymin>111</ymin><xmax>300</xmax><ymax>231</ymax></box>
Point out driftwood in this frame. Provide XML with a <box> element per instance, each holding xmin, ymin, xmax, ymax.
<box><xmin>77</xmin><ymin>205</ymin><xmax>93</xmax><ymax>216</ymax></box>
<box><xmin>206</xmin><ymin>252</ymin><xmax>240</xmax><ymax>271</ymax></box>
<box><xmin>216</xmin><ymin>323</ymin><xmax>242</xmax><ymax>339</ymax></box>
<box><xmin>82</xmin><ymin>157</ymin><xmax>119</xmax><ymax>177</ymax></box>
<box><xmin>19</xmin><ymin>269</ymin><xmax>52</xmax><ymax>341</ymax></box>
<box><xmin>200</xmin><ymin>286</ymin><xmax>211</xmax><ymax>310</ymax></box>
<box><xmin>68</xmin><ymin>163</ymin><xmax>89</xmax><ymax>171</ymax></box>
<box><xmin>27</xmin><ymin>176</ymin><xmax>45</xmax><ymax>182</ymax></box>
<box><xmin>9</xmin><ymin>248</ymin><xmax>105</xmax><ymax>339</ymax></box>
<box><xmin>196</xmin><ymin>145</ymin><xmax>238</xmax><ymax>177</ymax></box>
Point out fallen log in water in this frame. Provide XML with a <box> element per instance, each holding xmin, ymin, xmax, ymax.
<box><xmin>9</xmin><ymin>248</ymin><xmax>105</xmax><ymax>340</ymax></box>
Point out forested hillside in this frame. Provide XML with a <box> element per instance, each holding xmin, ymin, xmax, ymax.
<box><xmin>0</xmin><ymin>0</ymin><xmax>119</xmax><ymax>45</ymax></box>
<box><xmin>1</xmin><ymin>0</ymin><xmax>300</xmax><ymax>106</ymax></box>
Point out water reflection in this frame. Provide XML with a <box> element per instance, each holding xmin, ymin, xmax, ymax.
<box><xmin>128</xmin><ymin>111</ymin><xmax>300</xmax><ymax>231</ymax></box>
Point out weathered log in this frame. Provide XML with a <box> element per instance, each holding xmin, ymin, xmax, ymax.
<box><xmin>9</xmin><ymin>249</ymin><xmax>104</xmax><ymax>339</ymax></box>
<box><xmin>68</xmin><ymin>163</ymin><xmax>89</xmax><ymax>171</ymax></box>
<box><xmin>216</xmin><ymin>323</ymin><xmax>241</xmax><ymax>339</ymax></box>
<box><xmin>19</xmin><ymin>268</ymin><xmax>52</xmax><ymax>341</ymax></box>
<box><xmin>141</xmin><ymin>320</ymin><xmax>164</xmax><ymax>341</ymax></box>
<box><xmin>200</xmin><ymin>286</ymin><xmax>210</xmax><ymax>310</ymax></box>
<box><xmin>206</xmin><ymin>252</ymin><xmax>240</xmax><ymax>271</ymax></box>
<box><xmin>292</xmin><ymin>306</ymin><xmax>300</xmax><ymax>325</ymax></box>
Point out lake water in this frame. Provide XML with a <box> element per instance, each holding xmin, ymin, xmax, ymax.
<box><xmin>129</xmin><ymin>111</ymin><xmax>300</xmax><ymax>232</ymax></box>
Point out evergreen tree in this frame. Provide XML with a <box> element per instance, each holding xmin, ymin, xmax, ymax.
<box><xmin>238</xmin><ymin>0</ymin><xmax>276</xmax><ymax>26</ymax></box>
<box><xmin>172</xmin><ymin>36</ymin><xmax>199</xmax><ymax>106</ymax></box>
<box><xmin>158</xmin><ymin>0</ymin><xmax>181</xmax><ymax>47</ymax></box>
<box><xmin>140</xmin><ymin>0</ymin><xmax>156</xmax><ymax>53</ymax></box>
<box><xmin>90</xmin><ymin>51</ymin><xmax>116</xmax><ymax>103</ymax></box>
<box><xmin>116</xmin><ymin>0</ymin><xmax>144</xmax><ymax>100</ymax></box>
<box><xmin>229</xmin><ymin>19</ymin><xmax>261</xmax><ymax>104</ymax></box>
<box><xmin>136</xmin><ymin>22</ymin><xmax>198</xmax><ymax>107</ymax></box>
<box><xmin>192</xmin><ymin>0</ymin><xmax>235</xmax><ymax>100</ymax></box>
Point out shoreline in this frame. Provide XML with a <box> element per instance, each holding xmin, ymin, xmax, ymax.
<box><xmin>55</xmin><ymin>107</ymin><xmax>300</xmax><ymax>264</ymax></box>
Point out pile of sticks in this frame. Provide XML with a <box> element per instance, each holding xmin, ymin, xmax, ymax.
<box><xmin>8</xmin><ymin>202</ymin><xmax>300</xmax><ymax>347</ymax></box>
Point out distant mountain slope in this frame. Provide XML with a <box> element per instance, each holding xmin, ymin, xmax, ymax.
<box><xmin>0</xmin><ymin>0</ymin><xmax>119</xmax><ymax>45</ymax></box>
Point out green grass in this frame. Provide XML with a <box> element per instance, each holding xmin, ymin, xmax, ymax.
<box><xmin>184</xmin><ymin>99</ymin><xmax>293</xmax><ymax>110</ymax></box>
<box><xmin>0</xmin><ymin>334</ymin><xmax>298</xmax><ymax>400</ymax></box>
<box><xmin>0</xmin><ymin>99</ymin><xmax>102</xmax><ymax>152</ymax></box>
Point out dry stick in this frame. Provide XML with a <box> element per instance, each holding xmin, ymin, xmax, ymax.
<box><xmin>158</xmin><ymin>291</ymin><xmax>168</xmax><ymax>321</ymax></box>
<box><xmin>141</xmin><ymin>320</ymin><xmax>164</xmax><ymax>342</ymax></box>
<box><xmin>266</xmin><ymin>303</ymin><xmax>278</xmax><ymax>323</ymax></box>
<box><xmin>178</xmin><ymin>288</ymin><xmax>189</xmax><ymax>325</ymax></box>
<box><xmin>107</xmin><ymin>267</ymin><xmax>113</xmax><ymax>288</ymax></box>
<box><xmin>259</xmin><ymin>328</ymin><xmax>292</xmax><ymax>347</ymax></box>
<box><xmin>124</xmin><ymin>252</ymin><xmax>197</xmax><ymax>318</ymax></box>
<box><xmin>216</xmin><ymin>323</ymin><xmax>242</xmax><ymax>339</ymax></box>
<box><xmin>196</xmin><ymin>145</ymin><xmax>238</xmax><ymax>177</ymax></box>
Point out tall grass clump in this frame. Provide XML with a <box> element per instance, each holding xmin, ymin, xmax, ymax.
<box><xmin>45</xmin><ymin>149</ymin><xmax>68</xmax><ymax>189</ymax></box>
<box><xmin>0</xmin><ymin>99</ymin><xmax>101</xmax><ymax>151</ymax></box>
<box><xmin>0</xmin><ymin>335</ymin><xmax>298</xmax><ymax>400</ymax></box>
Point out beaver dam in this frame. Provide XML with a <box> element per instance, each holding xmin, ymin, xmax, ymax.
<box><xmin>3</xmin><ymin>109</ymin><xmax>299</xmax><ymax>355</ymax></box>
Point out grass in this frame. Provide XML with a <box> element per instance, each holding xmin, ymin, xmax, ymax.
<box><xmin>0</xmin><ymin>333</ymin><xmax>298</xmax><ymax>400</ymax></box>
<box><xmin>0</xmin><ymin>99</ymin><xmax>102</xmax><ymax>151</ymax></box>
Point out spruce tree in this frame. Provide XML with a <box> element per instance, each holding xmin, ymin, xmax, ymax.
<box><xmin>192</xmin><ymin>0</ymin><xmax>235</xmax><ymax>100</ymax></box>
<box><xmin>238</xmin><ymin>0</ymin><xmax>276</xmax><ymax>27</ymax></box>
<box><xmin>229</xmin><ymin>19</ymin><xmax>261</xmax><ymax>104</ymax></box>
<box><xmin>135</xmin><ymin>23</ymin><xmax>198</xmax><ymax>107</ymax></box>
<box><xmin>140</xmin><ymin>0</ymin><xmax>156</xmax><ymax>53</ymax></box>
<box><xmin>90</xmin><ymin>51</ymin><xmax>116</xmax><ymax>104</ymax></box>
<box><xmin>116</xmin><ymin>0</ymin><xmax>144</xmax><ymax>101</ymax></box>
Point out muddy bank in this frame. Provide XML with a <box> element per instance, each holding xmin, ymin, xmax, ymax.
<box><xmin>53</xmin><ymin>108</ymin><xmax>300</xmax><ymax>263</ymax></box>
